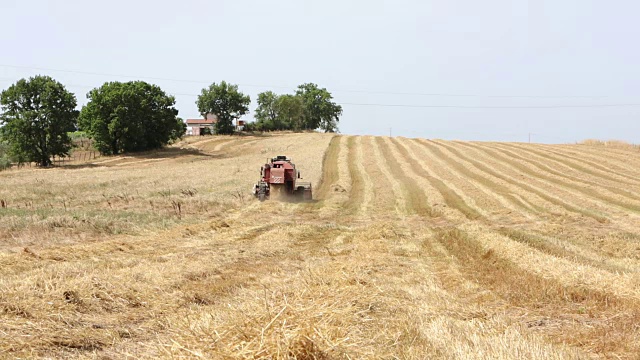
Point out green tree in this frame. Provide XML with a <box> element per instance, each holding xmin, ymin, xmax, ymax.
<box><xmin>241</xmin><ymin>121</ymin><xmax>257</xmax><ymax>132</ymax></box>
<box><xmin>0</xmin><ymin>137</ymin><xmax>11</xmax><ymax>170</ymax></box>
<box><xmin>0</xmin><ymin>75</ymin><xmax>78</xmax><ymax>167</ymax></box>
<box><xmin>0</xmin><ymin>75</ymin><xmax>78</xmax><ymax>166</ymax></box>
<box><xmin>254</xmin><ymin>91</ymin><xmax>279</xmax><ymax>130</ymax></box>
<box><xmin>79</xmin><ymin>81</ymin><xmax>180</xmax><ymax>155</ymax></box>
<box><xmin>275</xmin><ymin>94</ymin><xmax>305</xmax><ymax>131</ymax></box>
<box><xmin>254</xmin><ymin>91</ymin><xmax>306</xmax><ymax>131</ymax></box>
<box><xmin>171</xmin><ymin>117</ymin><xmax>187</xmax><ymax>142</ymax></box>
<box><xmin>296</xmin><ymin>83</ymin><xmax>343</xmax><ymax>132</ymax></box>
<box><xmin>196</xmin><ymin>81</ymin><xmax>250</xmax><ymax>135</ymax></box>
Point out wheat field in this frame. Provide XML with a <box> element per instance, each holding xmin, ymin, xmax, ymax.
<box><xmin>1</xmin><ymin>133</ymin><xmax>640</xmax><ymax>359</ymax></box>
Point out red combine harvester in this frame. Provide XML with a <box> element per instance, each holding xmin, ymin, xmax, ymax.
<box><xmin>254</xmin><ymin>155</ymin><xmax>312</xmax><ymax>201</ymax></box>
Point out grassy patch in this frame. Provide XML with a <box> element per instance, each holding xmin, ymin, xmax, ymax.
<box><xmin>0</xmin><ymin>207</ymin><xmax>177</xmax><ymax>236</ymax></box>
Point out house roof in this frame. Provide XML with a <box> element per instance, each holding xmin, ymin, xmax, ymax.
<box><xmin>186</xmin><ymin>118</ymin><xmax>217</xmax><ymax>125</ymax></box>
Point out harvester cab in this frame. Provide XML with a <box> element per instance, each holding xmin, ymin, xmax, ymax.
<box><xmin>254</xmin><ymin>155</ymin><xmax>312</xmax><ymax>202</ymax></box>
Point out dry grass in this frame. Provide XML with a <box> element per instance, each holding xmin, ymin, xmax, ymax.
<box><xmin>503</xmin><ymin>142</ymin><xmax>640</xmax><ymax>187</ymax></box>
<box><xmin>477</xmin><ymin>143</ymin><xmax>640</xmax><ymax>214</ymax></box>
<box><xmin>2</xmin><ymin>133</ymin><xmax>640</xmax><ymax>359</ymax></box>
<box><xmin>374</xmin><ymin>137</ymin><xmax>436</xmax><ymax>217</ymax></box>
<box><xmin>429</xmin><ymin>226</ymin><xmax>640</xmax><ymax>356</ymax></box>
<box><xmin>394</xmin><ymin>139</ymin><xmax>482</xmax><ymax>220</ymax></box>
<box><xmin>419</xmin><ymin>140</ymin><xmax>539</xmax><ymax>217</ymax></box>
<box><xmin>494</xmin><ymin>143</ymin><xmax>640</xmax><ymax>203</ymax></box>
<box><xmin>341</xmin><ymin>136</ymin><xmax>365</xmax><ymax>215</ymax></box>
<box><xmin>449</xmin><ymin>141</ymin><xmax>610</xmax><ymax>223</ymax></box>
<box><xmin>580</xmin><ymin>139</ymin><xmax>639</xmax><ymax>150</ymax></box>
<box><xmin>314</xmin><ymin>136</ymin><xmax>341</xmax><ymax>201</ymax></box>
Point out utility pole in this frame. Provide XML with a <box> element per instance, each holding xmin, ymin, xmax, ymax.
<box><xmin>528</xmin><ymin>133</ymin><xmax>531</xmax><ymax>143</ymax></box>
<box><xmin>390</xmin><ymin>128</ymin><xmax>392</xmax><ymax>137</ymax></box>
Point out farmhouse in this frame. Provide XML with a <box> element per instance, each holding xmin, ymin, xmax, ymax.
<box><xmin>186</xmin><ymin>113</ymin><xmax>218</xmax><ymax>135</ymax></box>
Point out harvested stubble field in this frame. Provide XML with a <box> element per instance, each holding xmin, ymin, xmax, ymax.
<box><xmin>1</xmin><ymin>133</ymin><xmax>640</xmax><ymax>359</ymax></box>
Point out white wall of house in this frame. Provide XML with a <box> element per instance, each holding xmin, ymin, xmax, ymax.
<box><xmin>186</xmin><ymin>124</ymin><xmax>215</xmax><ymax>136</ymax></box>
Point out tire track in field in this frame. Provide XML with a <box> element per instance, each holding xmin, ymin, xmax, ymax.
<box><xmin>224</xmin><ymin>138</ymin><xmax>263</xmax><ymax>154</ymax></box>
<box><xmin>415</xmin><ymin>139</ymin><xmax>546</xmax><ymax>217</ymax></box>
<box><xmin>554</xmin><ymin>143</ymin><xmax>640</xmax><ymax>169</ymax></box>
<box><xmin>547</xmin><ymin>146</ymin><xmax>640</xmax><ymax>184</ymax></box>
<box><xmin>501</xmin><ymin>143</ymin><xmax>640</xmax><ymax>187</ymax></box>
<box><xmin>355</xmin><ymin>136</ymin><xmax>374</xmax><ymax>216</ymax></box>
<box><xmin>315</xmin><ymin>136</ymin><xmax>341</xmax><ymax>201</ymax></box>
<box><xmin>412</xmin><ymin>140</ymin><xmax>535</xmax><ymax>220</ymax></box>
<box><xmin>194</xmin><ymin>137</ymin><xmax>240</xmax><ymax>153</ymax></box>
<box><xmin>379</xmin><ymin>138</ymin><xmax>441</xmax><ymax>217</ymax></box>
<box><xmin>430</xmin><ymin>141</ymin><xmax>554</xmax><ymax>214</ymax></box>
<box><xmin>402</xmin><ymin>139</ymin><xmax>492</xmax><ymax>219</ymax></box>
<box><xmin>466</xmin><ymin>142</ymin><xmax>614</xmax><ymax>221</ymax></box>
<box><xmin>422</xmin><ymin>206</ymin><xmax>639</xmax><ymax>356</ymax></box>
<box><xmin>342</xmin><ymin>146</ymin><xmax>498</xmax><ymax>358</ymax></box>
<box><xmin>472</xmin><ymin>142</ymin><xmax>640</xmax><ymax>217</ymax></box>
<box><xmin>424</xmin><ymin>141</ymin><xmax>544</xmax><ymax>215</ymax></box>
<box><xmin>514</xmin><ymin>142</ymin><xmax>640</xmax><ymax>182</ymax></box>
<box><xmin>493</xmin><ymin>143</ymin><xmax>640</xmax><ymax>202</ymax></box>
<box><xmin>424</xmin><ymin>141</ymin><xmax>640</xmax><ymax>271</ymax></box>
<box><xmin>391</xmin><ymin>139</ymin><xmax>481</xmax><ymax>220</ymax></box>
<box><xmin>495</xmin><ymin>227</ymin><xmax>633</xmax><ymax>274</ymax></box>
<box><xmin>459</xmin><ymin>223</ymin><xmax>640</xmax><ymax>299</ymax></box>
<box><xmin>547</xmin><ymin>145</ymin><xmax>640</xmax><ymax>178</ymax></box>
<box><xmin>343</xmin><ymin>137</ymin><xmax>366</xmax><ymax>214</ymax></box>
<box><xmin>113</xmin><ymin>158</ymin><xmax>167</xmax><ymax>167</ymax></box>
<box><xmin>431</xmin><ymin>225</ymin><xmax>640</xmax><ymax>358</ymax></box>
<box><xmin>369</xmin><ymin>137</ymin><xmax>409</xmax><ymax>215</ymax></box>
<box><xmin>484</xmin><ymin>143</ymin><xmax>640</xmax><ymax>213</ymax></box>
<box><xmin>212</xmin><ymin>138</ymin><xmax>238</xmax><ymax>151</ymax></box>
<box><xmin>415</xmin><ymin>225</ymin><xmax>585</xmax><ymax>359</ymax></box>
<box><xmin>183</xmin><ymin>136</ymin><xmax>219</xmax><ymax>147</ymax></box>
<box><xmin>415</xmin><ymin>140</ymin><xmax>640</xmax><ymax>270</ymax></box>
<box><xmin>356</xmin><ymin>137</ymin><xmax>398</xmax><ymax>215</ymax></box>
<box><xmin>188</xmin><ymin>137</ymin><xmax>230</xmax><ymax>151</ymax></box>
<box><xmin>440</xmin><ymin>141</ymin><xmax>609</xmax><ymax>222</ymax></box>
<box><xmin>90</xmin><ymin>156</ymin><xmax>130</xmax><ymax>165</ymax></box>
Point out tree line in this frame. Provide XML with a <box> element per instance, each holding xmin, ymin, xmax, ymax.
<box><xmin>0</xmin><ymin>75</ymin><xmax>342</xmax><ymax>167</ymax></box>
<box><xmin>249</xmin><ymin>83</ymin><xmax>342</xmax><ymax>133</ymax></box>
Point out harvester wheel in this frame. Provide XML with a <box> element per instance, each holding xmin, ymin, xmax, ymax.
<box><xmin>304</xmin><ymin>187</ymin><xmax>312</xmax><ymax>201</ymax></box>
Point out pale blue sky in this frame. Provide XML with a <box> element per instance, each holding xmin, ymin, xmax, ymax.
<box><xmin>2</xmin><ymin>0</ymin><xmax>639</xmax><ymax>143</ymax></box>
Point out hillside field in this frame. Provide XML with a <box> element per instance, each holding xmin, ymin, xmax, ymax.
<box><xmin>1</xmin><ymin>133</ymin><xmax>640</xmax><ymax>359</ymax></box>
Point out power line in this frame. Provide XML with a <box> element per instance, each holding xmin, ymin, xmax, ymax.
<box><xmin>0</xmin><ymin>64</ymin><xmax>220</xmax><ymax>85</ymax></box>
<box><xmin>2</xmin><ymin>78</ymin><xmax>638</xmax><ymax>109</ymax></box>
<box><xmin>340</xmin><ymin>102</ymin><xmax>640</xmax><ymax>109</ymax></box>
<box><xmin>334</xmin><ymin>90</ymin><xmax>605</xmax><ymax>99</ymax></box>
<box><xmin>0</xmin><ymin>64</ymin><xmax>607</xmax><ymax>99</ymax></box>
<box><xmin>43</xmin><ymin>84</ymin><xmax>640</xmax><ymax>109</ymax></box>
